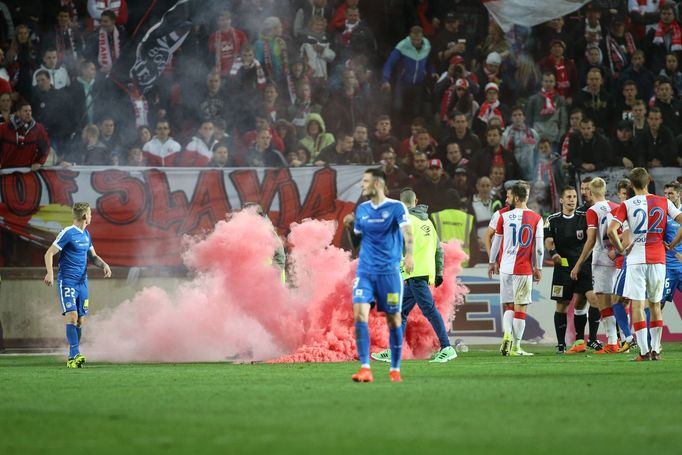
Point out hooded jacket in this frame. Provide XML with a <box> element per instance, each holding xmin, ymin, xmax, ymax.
<box><xmin>298</xmin><ymin>112</ymin><xmax>335</xmax><ymax>162</ymax></box>
<box><xmin>382</xmin><ymin>35</ymin><xmax>434</xmax><ymax>86</ymax></box>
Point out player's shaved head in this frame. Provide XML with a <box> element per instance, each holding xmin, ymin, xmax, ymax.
<box><xmin>365</xmin><ymin>168</ymin><xmax>386</xmax><ymax>184</ymax></box>
<box><xmin>629</xmin><ymin>167</ymin><xmax>650</xmax><ymax>190</ymax></box>
<box><xmin>589</xmin><ymin>177</ymin><xmax>606</xmax><ymax>197</ymax></box>
<box><xmin>72</xmin><ymin>202</ymin><xmax>90</xmax><ymax>220</ymax></box>
<box><xmin>400</xmin><ymin>187</ymin><xmax>417</xmax><ymax>205</ymax></box>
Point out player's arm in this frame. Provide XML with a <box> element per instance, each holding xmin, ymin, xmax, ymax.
<box><xmin>488</xmin><ymin>234</ymin><xmax>502</xmax><ymax>278</ymax></box>
<box><xmin>401</xmin><ymin>223</ymin><xmax>414</xmax><ymax>274</ymax></box>
<box><xmin>434</xmin><ymin>234</ymin><xmax>444</xmax><ymax>287</ymax></box>
<box><xmin>484</xmin><ymin>226</ymin><xmax>495</xmax><ymax>257</ymax></box>
<box><xmin>343</xmin><ymin>211</ymin><xmax>362</xmax><ymax>248</ymax></box>
<box><xmin>43</xmin><ymin>245</ymin><xmax>60</xmax><ymax>287</ymax></box>
<box><xmin>668</xmin><ymin>212</ymin><xmax>682</xmax><ymax>249</ymax></box>
<box><xmin>89</xmin><ymin>247</ymin><xmax>112</xmax><ymax>278</ymax></box>
<box><xmin>533</xmin><ymin>223</ymin><xmax>544</xmax><ymax>282</ymax></box>
<box><xmin>570</xmin><ymin>228</ymin><xmax>596</xmax><ymax>280</ymax></box>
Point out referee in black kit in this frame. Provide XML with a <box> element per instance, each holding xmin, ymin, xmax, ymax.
<box><xmin>544</xmin><ymin>186</ymin><xmax>598</xmax><ymax>354</ymax></box>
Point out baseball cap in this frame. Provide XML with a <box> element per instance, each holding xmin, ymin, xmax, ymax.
<box><xmin>445</xmin><ymin>11</ymin><xmax>458</xmax><ymax>22</ymax></box>
<box><xmin>486</xmin><ymin>52</ymin><xmax>502</xmax><ymax>65</ymax></box>
<box><xmin>428</xmin><ymin>158</ymin><xmax>443</xmax><ymax>169</ymax></box>
<box><xmin>454</xmin><ymin>166</ymin><xmax>468</xmax><ymax>175</ymax></box>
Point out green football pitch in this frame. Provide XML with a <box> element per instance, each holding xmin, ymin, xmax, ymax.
<box><xmin>2</xmin><ymin>345</ymin><xmax>682</xmax><ymax>455</ymax></box>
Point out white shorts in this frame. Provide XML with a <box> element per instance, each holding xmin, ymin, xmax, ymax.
<box><xmin>500</xmin><ymin>272</ymin><xmax>533</xmax><ymax>305</ymax></box>
<box><xmin>623</xmin><ymin>263</ymin><xmax>666</xmax><ymax>302</ymax></box>
<box><xmin>592</xmin><ymin>264</ymin><xmax>617</xmax><ymax>294</ymax></box>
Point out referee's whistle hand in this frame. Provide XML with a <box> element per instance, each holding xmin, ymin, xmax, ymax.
<box><xmin>551</xmin><ymin>254</ymin><xmax>562</xmax><ymax>265</ymax></box>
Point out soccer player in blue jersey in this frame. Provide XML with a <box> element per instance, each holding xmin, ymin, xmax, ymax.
<box><xmin>344</xmin><ymin>168</ymin><xmax>414</xmax><ymax>382</ymax></box>
<box><xmin>44</xmin><ymin>202</ymin><xmax>111</xmax><ymax>368</ymax></box>
<box><xmin>663</xmin><ymin>182</ymin><xmax>682</xmax><ymax>318</ymax></box>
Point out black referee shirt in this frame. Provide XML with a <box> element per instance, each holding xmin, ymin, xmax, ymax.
<box><xmin>544</xmin><ymin>210</ymin><xmax>591</xmax><ymax>273</ymax></box>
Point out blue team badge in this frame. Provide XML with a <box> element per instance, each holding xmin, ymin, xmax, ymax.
<box><xmin>381</xmin><ymin>210</ymin><xmax>389</xmax><ymax>219</ymax></box>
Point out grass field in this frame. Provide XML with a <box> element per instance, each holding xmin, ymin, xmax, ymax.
<box><xmin>2</xmin><ymin>344</ymin><xmax>682</xmax><ymax>455</ymax></box>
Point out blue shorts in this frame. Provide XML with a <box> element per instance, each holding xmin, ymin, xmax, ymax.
<box><xmin>352</xmin><ymin>271</ymin><xmax>403</xmax><ymax>314</ymax></box>
<box><xmin>662</xmin><ymin>268</ymin><xmax>682</xmax><ymax>303</ymax></box>
<box><xmin>613</xmin><ymin>266</ymin><xmax>626</xmax><ymax>297</ymax></box>
<box><xmin>58</xmin><ymin>279</ymin><xmax>89</xmax><ymax>317</ymax></box>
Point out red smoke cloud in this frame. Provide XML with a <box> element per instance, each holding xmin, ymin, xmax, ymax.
<box><xmin>87</xmin><ymin>211</ymin><xmax>468</xmax><ymax>363</ymax></box>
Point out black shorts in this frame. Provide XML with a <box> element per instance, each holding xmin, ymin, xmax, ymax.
<box><xmin>551</xmin><ymin>265</ymin><xmax>592</xmax><ymax>302</ymax></box>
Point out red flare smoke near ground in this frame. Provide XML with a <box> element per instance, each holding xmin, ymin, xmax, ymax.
<box><xmin>87</xmin><ymin>211</ymin><xmax>468</xmax><ymax>363</ymax></box>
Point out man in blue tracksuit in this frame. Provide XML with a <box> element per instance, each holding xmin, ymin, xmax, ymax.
<box><xmin>381</xmin><ymin>26</ymin><xmax>436</xmax><ymax>119</ymax></box>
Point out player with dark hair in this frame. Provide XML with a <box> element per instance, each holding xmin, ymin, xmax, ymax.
<box><xmin>44</xmin><ymin>202</ymin><xmax>111</xmax><ymax>368</ymax></box>
<box><xmin>489</xmin><ymin>182</ymin><xmax>544</xmax><ymax>356</ymax></box>
<box><xmin>545</xmin><ymin>186</ymin><xmax>592</xmax><ymax>353</ymax></box>
<box><xmin>343</xmin><ymin>168</ymin><xmax>414</xmax><ymax>382</ymax></box>
<box><xmin>660</xmin><ymin>181</ymin><xmax>682</xmax><ymax>329</ymax></box>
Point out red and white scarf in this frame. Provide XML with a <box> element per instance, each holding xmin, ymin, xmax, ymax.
<box><xmin>213</xmin><ymin>28</ymin><xmax>239</xmax><ymax>76</ymax></box>
<box><xmin>97</xmin><ymin>26</ymin><xmax>120</xmax><ymax>74</ymax></box>
<box><xmin>584</xmin><ymin>20</ymin><xmax>602</xmax><ymax>43</ymax></box>
<box><xmin>229</xmin><ymin>57</ymin><xmax>267</xmax><ymax>89</ymax></box>
<box><xmin>341</xmin><ymin>20</ymin><xmax>359</xmax><ymax>45</ymax></box>
<box><xmin>540</xmin><ymin>88</ymin><xmax>556</xmax><ymax>115</ymax></box>
<box><xmin>440</xmin><ymin>80</ymin><xmax>456</xmax><ymax>121</ymax></box>
<box><xmin>606</xmin><ymin>33</ymin><xmax>636</xmax><ymax>78</ymax></box>
<box><xmin>505</xmin><ymin>125</ymin><xmax>536</xmax><ymax>151</ymax></box>
<box><xmin>653</xmin><ymin>19</ymin><xmax>682</xmax><ymax>51</ymax></box>
<box><xmin>262</xmin><ymin>37</ymin><xmax>296</xmax><ymax>103</ymax></box>
<box><xmin>547</xmin><ymin>55</ymin><xmax>570</xmax><ymax>96</ymax></box>
<box><xmin>560</xmin><ymin>128</ymin><xmax>576</xmax><ymax>162</ymax></box>
<box><xmin>478</xmin><ymin>100</ymin><xmax>504</xmax><ymax>127</ymax></box>
<box><xmin>55</xmin><ymin>26</ymin><xmax>78</xmax><ymax>61</ymax></box>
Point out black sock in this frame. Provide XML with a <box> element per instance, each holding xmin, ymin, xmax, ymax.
<box><xmin>574</xmin><ymin>313</ymin><xmax>587</xmax><ymax>341</ymax></box>
<box><xmin>588</xmin><ymin>306</ymin><xmax>601</xmax><ymax>342</ymax></box>
<box><xmin>554</xmin><ymin>312</ymin><xmax>567</xmax><ymax>346</ymax></box>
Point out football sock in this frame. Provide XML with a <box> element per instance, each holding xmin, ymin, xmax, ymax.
<box><xmin>574</xmin><ymin>311</ymin><xmax>587</xmax><ymax>341</ymax></box>
<box><xmin>354</xmin><ymin>322</ymin><xmax>370</xmax><ymax>368</ymax></box>
<box><xmin>66</xmin><ymin>324</ymin><xmax>80</xmax><ymax>359</ymax></box>
<box><xmin>644</xmin><ymin>307</ymin><xmax>651</xmax><ymax>345</ymax></box>
<box><xmin>650</xmin><ymin>320</ymin><xmax>663</xmax><ymax>353</ymax></box>
<box><xmin>600</xmin><ymin>308</ymin><xmax>618</xmax><ymax>346</ymax></box>
<box><xmin>389</xmin><ymin>326</ymin><xmax>403</xmax><ymax>371</ymax></box>
<box><xmin>512</xmin><ymin>312</ymin><xmax>526</xmax><ymax>347</ymax></box>
<box><xmin>612</xmin><ymin>302</ymin><xmax>632</xmax><ymax>339</ymax></box>
<box><xmin>554</xmin><ymin>312</ymin><xmax>567</xmax><ymax>346</ymax></box>
<box><xmin>634</xmin><ymin>321</ymin><xmax>649</xmax><ymax>356</ymax></box>
<box><xmin>502</xmin><ymin>309</ymin><xmax>514</xmax><ymax>336</ymax></box>
<box><xmin>588</xmin><ymin>306</ymin><xmax>600</xmax><ymax>342</ymax></box>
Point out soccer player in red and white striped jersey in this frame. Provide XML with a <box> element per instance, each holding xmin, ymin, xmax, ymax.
<box><xmin>488</xmin><ymin>182</ymin><xmax>544</xmax><ymax>356</ymax></box>
<box><xmin>570</xmin><ymin>178</ymin><xmax>620</xmax><ymax>353</ymax></box>
<box><xmin>608</xmin><ymin>168</ymin><xmax>682</xmax><ymax>361</ymax></box>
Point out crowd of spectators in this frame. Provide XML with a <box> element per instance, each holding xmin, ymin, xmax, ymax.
<box><xmin>0</xmin><ymin>0</ymin><xmax>681</xmax><ymax>266</ymax></box>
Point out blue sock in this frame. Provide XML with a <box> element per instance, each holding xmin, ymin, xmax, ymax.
<box><xmin>355</xmin><ymin>322</ymin><xmax>370</xmax><ymax>367</ymax></box>
<box><xmin>612</xmin><ymin>303</ymin><xmax>631</xmax><ymax>338</ymax></box>
<box><xmin>389</xmin><ymin>326</ymin><xmax>403</xmax><ymax>370</ymax></box>
<box><xmin>66</xmin><ymin>324</ymin><xmax>80</xmax><ymax>359</ymax></box>
<box><xmin>76</xmin><ymin>326</ymin><xmax>82</xmax><ymax>342</ymax></box>
<box><xmin>645</xmin><ymin>307</ymin><xmax>651</xmax><ymax>345</ymax></box>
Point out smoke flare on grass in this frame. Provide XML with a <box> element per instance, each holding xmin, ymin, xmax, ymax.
<box><xmin>87</xmin><ymin>211</ymin><xmax>467</xmax><ymax>363</ymax></box>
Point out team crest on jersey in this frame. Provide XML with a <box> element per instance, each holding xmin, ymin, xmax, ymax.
<box><xmin>381</xmin><ymin>210</ymin><xmax>389</xmax><ymax>219</ymax></box>
<box><xmin>576</xmin><ymin>230</ymin><xmax>584</xmax><ymax>240</ymax></box>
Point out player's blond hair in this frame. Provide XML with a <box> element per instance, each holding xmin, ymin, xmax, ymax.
<box><xmin>72</xmin><ymin>202</ymin><xmax>90</xmax><ymax>221</ymax></box>
<box><xmin>589</xmin><ymin>177</ymin><xmax>606</xmax><ymax>197</ymax></box>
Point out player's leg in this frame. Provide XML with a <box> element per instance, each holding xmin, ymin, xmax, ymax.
<box><xmin>409</xmin><ymin>280</ymin><xmax>455</xmax><ymax>362</ymax></box>
<box><xmin>372</xmin><ymin>279</ymin><xmax>414</xmax><ymax>362</ymax></box>
<box><xmin>567</xmin><ymin>294</ymin><xmax>588</xmax><ymax>354</ymax></box>
<box><xmin>379</xmin><ymin>271</ymin><xmax>404</xmax><ymax>380</ymax></box>
<box><xmin>612</xmin><ymin>266</ymin><xmax>635</xmax><ymax>351</ymax></box>
<box><xmin>647</xmin><ymin>264</ymin><xmax>667</xmax><ymax>360</ymax></box>
<box><xmin>510</xmin><ymin>274</ymin><xmax>533</xmax><ymax>356</ymax></box>
<box><xmin>351</xmin><ymin>275</ymin><xmax>374</xmax><ymax>381</ymax></box>
<box><xmin>592</xmin><ymin>266</ymin><xmax>619</xmax><ymax>353</ymax></box>
<box><xmin>58</xmin><ymin>279</ymin><xmax>82</xmax><ymax>367</ymax></box>
<box><xmin>554</xmin><ymin>301</ymin><xmax>569</xmax><ymax>353</ymax></box>
<box><xmin>499</xmin><ymin>273</ymin><xmax>515</xmax><ymax>356</ymax></box>
<box><xmin>624</xmin><ymin>264</ymin><xmax>651</xmax><ymax>360</ymax></box>
<box><xmin>586</xmin><ymin>288</ymin><xmax>603</xmax><ymax>350</ymax></box>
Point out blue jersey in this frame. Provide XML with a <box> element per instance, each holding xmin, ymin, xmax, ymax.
<box><xmin>53</xmin><ymin>225</ymin><xmax>93</xmax><ymax>283</ymax></box>
<box><xmin>354</xmin><ymin>198</ymin><xmax>409</xmax><ymax>275</ymax></box>
<box><xmin>665</xmin><ymin>215</ymin><xmax>682</xmax><ymax>271</ymax></box>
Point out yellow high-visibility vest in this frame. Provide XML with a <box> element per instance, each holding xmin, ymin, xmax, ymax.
<box><xmin>431</xmin><ymin>209</ymin><xmax>473</xmax><ymax>267</ymax></box>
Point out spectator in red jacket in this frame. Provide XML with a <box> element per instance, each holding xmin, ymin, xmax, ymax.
<box><xmin>0</xmin><ymin>102</ymin><xmax>51</xmax><ymax>170</ymax></box>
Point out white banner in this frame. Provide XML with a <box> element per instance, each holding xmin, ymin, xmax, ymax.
<box><xmin>483</xmin><ymin>0</ymin><xmax>590</xmax><ymax>32</ymax></box>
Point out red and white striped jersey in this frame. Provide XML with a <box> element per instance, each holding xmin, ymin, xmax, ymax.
<box><xmin>586</xmin><ymin>200</ymin><xmax>619</xmax><ymax>266</ymax></box>
<box><xmin>612</xmin><ymin>194</ymin><xmax>682</xmax><ymax>265</ymax></box>
<box><xmin>495</xmin><ymin>208</ymin><xmax>543</xmax><ymax>275</ymax></box>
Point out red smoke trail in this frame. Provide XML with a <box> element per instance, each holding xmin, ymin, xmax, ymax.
<box><xmin>87</xmin><ymin>211</ymin><xmax>468</xmax><ymax>363</ymax></box>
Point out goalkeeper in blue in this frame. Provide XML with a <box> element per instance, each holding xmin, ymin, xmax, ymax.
<box><xmin>44</xmin><ymin>202</ymin><xmax>111</xmax><ymax>368</ymax></box>
<box><xmin>344</xmin><ymin>168</ymin><xmax>414</xmax><ymax>383</ymax></box>
<box><xmin>371</xmin><ymin>188</ymin><xmax>456</xmax><ymax>364</ymax></box>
